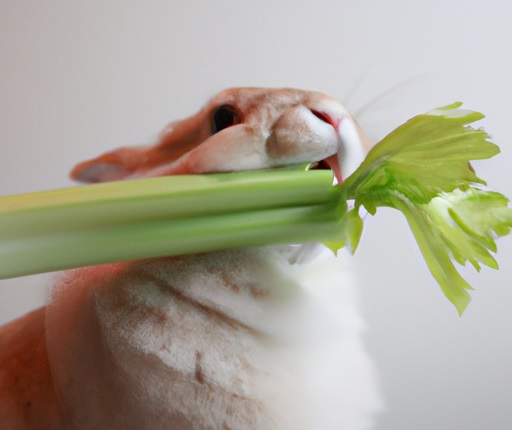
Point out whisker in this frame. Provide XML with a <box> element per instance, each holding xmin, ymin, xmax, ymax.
<box><xmin>354</xmin><ymin>73</ymin><xmax>431</xmax><ymax>119</ymax></box>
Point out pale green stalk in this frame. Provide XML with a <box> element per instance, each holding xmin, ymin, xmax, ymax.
<box><xmin>0</xmin><ymin>170</ymin><xmax>344</xmax><ymax>279</ymax></box>
<box><xmin>0</xmin><ymin>170</ymin><xmax>337</xmax><ymax>238</ymax></box>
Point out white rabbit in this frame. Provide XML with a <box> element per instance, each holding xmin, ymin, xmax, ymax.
<box><xmin>0</xmin><ymin>88</ymin><xmax>381</xmax><ymax>429</ymax></box>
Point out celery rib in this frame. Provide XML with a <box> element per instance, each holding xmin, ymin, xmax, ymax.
<box><xmin>0</xmin><ymin>170</ymin><xmax>340</xmax><ymax>278</ymax></box>
<box><xmin>0</xmin><ymin>170</ymin><xmax>337</xmax><ymax>238</ymax></box>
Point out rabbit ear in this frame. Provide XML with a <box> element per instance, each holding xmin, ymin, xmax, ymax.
<box><xmin>71</xmin><ymin>111</ymin><xmax>213</xmax><ymax>183</ymax></box>
<box><xmin>70</xmin><ymin>146</ymin><xmax>144</xmax><ymax>183</ymax></box>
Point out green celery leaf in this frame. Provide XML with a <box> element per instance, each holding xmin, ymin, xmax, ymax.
<box><xmin>339</xmin><ymin>102</ymin><xmax>512</xmax><ymax>313</ymax></box>
<box><xmin>343</xmin><ymin>102</ymin><xmax>500</xmax><ymax>210</ymax></box>
<box><xmin>399</xmin><ymin>188</ymin><xmax>512</xmax><ymax>315</ymax></box>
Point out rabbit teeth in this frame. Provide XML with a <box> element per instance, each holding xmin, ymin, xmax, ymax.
<box><xmin>308</xmin><ymin>155</ymin><xmax>343</xmax><ymax>185</ymax></box>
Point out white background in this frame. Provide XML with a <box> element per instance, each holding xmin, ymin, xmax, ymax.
<box><xmin>1</xmin><ymin>1</ymin><xmax>511</xmax><ymax>429</ymax></box>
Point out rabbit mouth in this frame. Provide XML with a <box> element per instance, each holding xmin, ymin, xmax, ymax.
<box><xmin>309</xmin><ymin>116</ymin><xmax>369</xmax><ymax>186</ymax></box>
<box><xmin>308</xmin><ymin>154</ymin><xmax>343</xmax><ymax>185</ymax></box>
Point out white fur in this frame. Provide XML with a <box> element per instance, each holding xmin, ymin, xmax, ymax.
<box><xmin>46</xmin><ymin>246</ymin><xmax>381</xmax><ymax>429</ymax></box>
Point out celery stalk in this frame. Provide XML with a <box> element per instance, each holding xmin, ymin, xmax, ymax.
<box><xmin>0</xmin><ymin>170</ymin><xmax>344</xmax><ymax>278</ymax></box>
<box><xmin>0</xmin><ymin>170</ymin><xmax>338</xmax><ymax>238</ymax></box>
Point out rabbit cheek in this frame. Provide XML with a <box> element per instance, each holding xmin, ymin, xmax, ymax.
<box><xmin>175</xmin><ymin>125</ymin><xmax>268</xmax><ymax>173</ymax></box>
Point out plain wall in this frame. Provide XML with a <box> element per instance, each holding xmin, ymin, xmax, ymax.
<box><xmin>1</xmin><ymin>1</ymin><xmax>511</xmax><ymax>429</ymax></box>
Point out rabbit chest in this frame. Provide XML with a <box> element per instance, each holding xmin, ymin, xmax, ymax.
<box><xmin>45</xmin><ymin>246</ymin><xmax>377</xmax><ymax>429</ymax></box>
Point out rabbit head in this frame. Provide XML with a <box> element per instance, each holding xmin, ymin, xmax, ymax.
<box><xmin>71</xmin><ymin>87</ymin><xmax>371</xmax><ymax>183</ymax></box>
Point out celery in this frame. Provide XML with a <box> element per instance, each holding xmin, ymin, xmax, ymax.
<box><xmin>1</xmin><ymin>103</ymin><xmax>511</xmax><ymax>313</ymax></box>
<box><xmin>0</xmin><ymin>170</ymin><xmax>344</xmax><ymax>279</ymax></box>
<box><xmin>339</xmin><ymin>102</ymin><xmax>512</xmax><ymax>314</ymax></box>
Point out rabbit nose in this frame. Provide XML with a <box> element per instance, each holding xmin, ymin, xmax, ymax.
<box><xmin>310</xmin><ymin>110</ymin><xmax>341</xmax><ymax>132</ymax></box>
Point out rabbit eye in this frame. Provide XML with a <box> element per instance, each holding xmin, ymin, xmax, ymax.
<box><xmin>212</xmin><ymin>105</ymin><xmax>240</xmax><ymax>133</ymax></box>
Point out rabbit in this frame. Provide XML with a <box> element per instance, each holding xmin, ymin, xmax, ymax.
<box><xmin>0</xmin><ymin>87</ymin><xmax>382</xmax><ymax>429</ymax></box>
